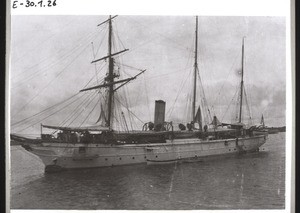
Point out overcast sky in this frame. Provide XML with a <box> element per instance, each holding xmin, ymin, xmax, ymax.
<box><xmin>10</xmin><ymin>15</ymin><xmax>286</xmax><ymax>133</ymax></box>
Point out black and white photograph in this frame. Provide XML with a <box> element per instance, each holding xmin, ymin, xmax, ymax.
<box><xmin>8</xmin><ymin>0</ymin><xmax>292</xmax><ymax>211</ymax></box>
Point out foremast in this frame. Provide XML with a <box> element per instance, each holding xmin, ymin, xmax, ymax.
<box><xmin>79</xmin><ymin>15</ymin><xmax>145</xmax><ymax>130</ymax></box>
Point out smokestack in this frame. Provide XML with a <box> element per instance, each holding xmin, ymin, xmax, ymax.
<box><xmin>154</xmin><ymin>100</ymin><xmax>166</xmax><ymax>130</ymax></box>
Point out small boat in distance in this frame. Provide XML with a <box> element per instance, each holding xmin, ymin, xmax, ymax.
<box><xmin>11</xmin><ymin>16</ymin><xmax>267</xmax><ymax>172</ymax></box>
<box><xmin>253</xmin><ymin>114</ymin><xmax>280</xmax><ymax>135</ymax></box>
<box><xmin>253</xmin><ymin>114</ymin><xmax>268</xmax><ymax>136</ymax></box>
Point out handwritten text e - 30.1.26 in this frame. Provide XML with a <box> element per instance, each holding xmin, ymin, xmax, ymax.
<box><xmin>12</xmin><ymin>0</ymin><xmax>57</xmax><ymax>8</ymax></box>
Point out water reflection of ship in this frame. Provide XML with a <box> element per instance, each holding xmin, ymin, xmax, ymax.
<box><xmin>11</xmin><ymin>16</ymin><xmax>267</xmax><ymax>173</ymax></box>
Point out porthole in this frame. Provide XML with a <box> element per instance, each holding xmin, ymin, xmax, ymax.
<box><xmin>105</xmin><ymin>158</ymin><xmax>108</xmax><ymax>161</ymax></box>
<box><xmin>144</xmin><ymin>156</ymin><xmax>146</xmax><ymax>159</ymax></box>
<box><xmin>119</xmin><ymin>157</ymin><xmax>122</xmax><ymax>160</ymax></box>
<box><xmin>132</xmin><ymin>157</ymin><xmax>135</xmax><ymax>159</ymax></box>
<box><xmin>156</xmin><ymin>155</ymin><xmax>158</xmax><ymax>158</ymax></box>
<box><xmin>229</xmin><ymin>149</ymin><xmax>231</xmax><ymax>151</ymax></box>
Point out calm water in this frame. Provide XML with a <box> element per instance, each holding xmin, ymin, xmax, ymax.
<box><xmin>10</xmin><ymin>133</ymin><xmax>285</xmax><ymax>210</ymax></box>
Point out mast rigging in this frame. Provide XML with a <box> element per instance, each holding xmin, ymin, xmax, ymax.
<box><xmin>80</xmin><ymin>70</ymin><xmax>146</xmax><ymax>92</ymax></box>
<box><xmin>91</xmin><ymin>49</ymin><xmax>129</xmax><ymax>64</ymax></box>
<box><xmin>79</xmin><ymin>15</ymin><xmax>146</xmax><ymax>129</ymax></box>
<box><xmin>97</xmin><ymin>15</ymin><xmax>118</xmax><ymax>27</ymax></box>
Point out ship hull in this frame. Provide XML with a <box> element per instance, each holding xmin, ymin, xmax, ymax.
<box><xmin>21</xmin><ymin>135</ymin><xmax>267</xmax><ymax>172</ymax></box>
<box><xmin>146</xmin><ymin>135</ymin><xmax>266</xmax><ymax>164</ymax></box>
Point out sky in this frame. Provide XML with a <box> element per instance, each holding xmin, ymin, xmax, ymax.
<box><xmin>10</xmin><ymin>15</ymin><xmax>286</xmax><ymax>133</ymax></box>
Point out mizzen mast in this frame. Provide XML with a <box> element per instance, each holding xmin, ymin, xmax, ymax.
<box><xmin>238</xmin><ymin>37</ymin><xmax>245</xmax><ymax>123</ymax></box>
<box><xmin>192</xmin><ymin>16</ymin><xmax>198</xmax><ymax>121</ymax></box>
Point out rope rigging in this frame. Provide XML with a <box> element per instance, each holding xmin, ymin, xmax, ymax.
<box><xmin>166</xmin><ymin>40</ymin><xmax>194</xmax><ymax>119</ymax></box>
<box><xmin>12</xmin><ymin>40</ymin><xmax>96</xmax><ymax>119</ymax></box>
<box><xmin>11</xmin><ymin>55</ymin><xmax>110</xmax><ymax>132</ymax></box>
<box><xmin>14</xmin><ymin>92</ymin><xmax>88</xmax><ymax>133</ymax></box>
<box><xmin>127</xmin><ymin>17</ymin><xmax>194</xmax><ymax>55</ymax></box>
<box><xmin>210</xmin><ymin>50</ymin><xmax>241</xmax><ymax>113</ymax></box>
<box><xmin>59</xmin><ymin>91</ymin><xmax>97</xmax><ymax>127</ymax></box>
<box><xmin>243</xmin><ymin>88</ymin><xmax>253</xmax><ymax>125</ymax></box>
<box><xmin>11</xmin><ymin>92</ymin><xmax>81</xmax><ymax>127</ymax></box>
<box><xmin>66</xmin><ymin>91</ymin><xmax>99</xmax><ymax>127</ymax></box>
<box><xmin>11</xmin><ymin>29</ymin><xmax>101</xmax><ymax>86</ymax></box>
<box><xmin>221</xmin><ymin>86</ymin><xmax>239</xmax><ymax>122</ymax></box>
<box><xmin>114</xmin><ymin>95</ymin><xmax>144</xmax><ymax>125</ymax></box>
<box><xmin>12</xmin><ymin>18</ymin><xmax>88</xmax><ymax>65</ymax></box>
<box><xmin>196</xmin><ymin>66</ymin><xmax>212</xmax><ymax>124</ymax></box>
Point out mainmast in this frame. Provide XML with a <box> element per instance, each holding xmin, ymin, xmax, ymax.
<box><xmin>192</xmin><ymin>16</ymin><xmax>198</xmax><ymax>121</ymax></box>
<box><xmin>238</xmin><ymin>37</ymin><xmax>245</xmax><ymax>123</ymax></box>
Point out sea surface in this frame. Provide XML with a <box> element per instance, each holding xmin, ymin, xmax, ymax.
<box><xmin>10</xmin><ymin>133</ymin><xmax>286</xmax><ymax>210</ymax></box>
